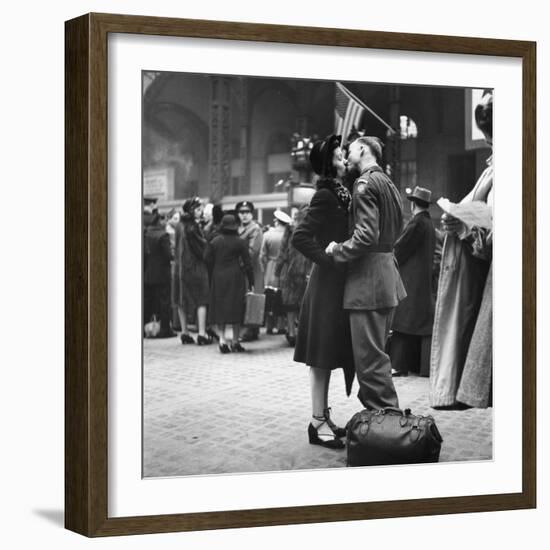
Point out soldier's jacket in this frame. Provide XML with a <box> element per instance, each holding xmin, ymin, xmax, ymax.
<box><xmin>332</xmin><ymin>164</ymin><xmax>406</xmax><ymax>310</ymax></box>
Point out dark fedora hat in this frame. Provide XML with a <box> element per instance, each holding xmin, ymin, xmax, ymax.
<box><xmin>309</xmin><ymin>134</ymin><xmax>342</xmax><ymax>176</ymax></box>
<box><xmin>407</xmin><ymin>186</ymin><xmax>432</xmax><ymax>205</ymax></box>
<box><xmin>220</xmin><ymin>213</ymin><xmax>239</xmax><ymax>233</ymax></box>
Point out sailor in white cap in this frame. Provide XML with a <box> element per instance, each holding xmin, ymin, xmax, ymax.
<box><xmin>261</xmin><ymin>209</ymin><xmax>292</xmax><ymax>334</ymax></box>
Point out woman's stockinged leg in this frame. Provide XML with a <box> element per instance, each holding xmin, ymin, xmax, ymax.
<box><xmin>230</xmin><ymin>324</ymin><xmax>246</xmax><ymax>352</ymax></box>
<box><xmin>196</xmin><ymin>305</ymin><xmax>207</xmax><ymax>337</ymax></box>
<box><xmin>287</xmin><ymin>311</ymin><xmax>297</xmax><ymax>337</ymax></box>
<box><xmin>309</xmin><ymin>367</ymin><xmax>339</xmax><ymax>444</ymax></box>
<box><xmin>177</xmin><ymin>306</ymin><xmax>188</xmax><ymax>334</ymax></box>
<box><xmin>217</xmin><ymin>324</ymin><xmax>226</xmax><ymax>345</ymax></box>
<box><xmin>231</xmin><ymin>324</ymin><xmax>241</xmax><ymax>344</ymax></box>
<box><xmin>323</xmin><ymin>370</ymin><xmax>331</xmax><ymax>410</ymax></box>
<box><xmin>310</xmin><ymin>367</ymin><xmax>331</xmax><ymax>417</ymax></box>
<box><xmin>217</xmin><ymin>324</ymin><xmax>231</xmax><ymax>353</ymax></box>
<box><xmin>178</xmin><ymin>306</ymin><xmax>195</xmax><ymax>344</ymax></box>
<box><xmin>322</xmin><ymin>371</ymin><xmax>346</xmax><ymax>438</ymax></box>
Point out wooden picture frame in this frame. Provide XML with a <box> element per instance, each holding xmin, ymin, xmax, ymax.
<box><xmin>65</xmin><ymin>12</ymin><xmax>536</xmax><ymax>537</ymax></box>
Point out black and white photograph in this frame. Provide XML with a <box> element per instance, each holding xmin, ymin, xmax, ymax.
<box><xmin>141</xmin><ymin>71</ymin><xmax>494</xmax><ymax>477</ymax></box>
<box><xmin>2</xmin><ymin>0</ymin><xmax>544</xmax><ymax>544</ymax></box>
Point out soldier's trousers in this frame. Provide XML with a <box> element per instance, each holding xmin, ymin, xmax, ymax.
<box><xmin>349</xmin><ymin>308</ymin><xmax>399</xmax><ymax>410</ymax></box>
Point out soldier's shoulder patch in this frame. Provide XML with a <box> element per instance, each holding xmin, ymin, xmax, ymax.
<box><xmin>356</xmin><ymin>180</ymin><xmax>370</xmax><ymax>194</ymax></box>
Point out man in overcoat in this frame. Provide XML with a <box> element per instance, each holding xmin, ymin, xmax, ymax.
<box><xmin>236</xmin><ymin>200</ymin><xmax>264</xmax><ymax>342</ymax></box>
<box><xmin>389</xmin><ymin>186</ymin><xmax>436</xmax><ymax>377</ymax></box>
<box><xmin>326</xmin><ymin>136</ymin><xmax>406</xmax><ymax>410</ymax></box>
<box><xmin>144</xmin><ymin>212</ymin><xmax>176</xmax><ymax>338</ymax></box>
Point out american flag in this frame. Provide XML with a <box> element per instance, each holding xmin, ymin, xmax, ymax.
<box><xmin>335</xmin><ymin>82</ymin><xmax>365</xmax><ymax>141</ymax></box>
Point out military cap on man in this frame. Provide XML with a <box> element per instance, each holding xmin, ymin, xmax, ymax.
<box><xmin>235</xmin><ymin>201</ymin><xmax>255</xmax><ymax>213</ymax></box>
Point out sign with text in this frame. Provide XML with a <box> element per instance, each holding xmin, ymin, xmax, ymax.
<box><xmin>143</xmin><ymin>167</ymin><xmax>175</xmax><ymax>200</ymax></box>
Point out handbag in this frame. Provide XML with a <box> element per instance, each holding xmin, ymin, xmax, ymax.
<box><xmin>346</xmin><ymin>407</ymin><xmax>443</xmax><ymax>467</ymax></box>
<box><xmin>144</xmin><ymin>315</ymin><xmax>161</xmax><ymax>338</ymax></box>
<box><xmin>264</xmin><ymin>286</ymin><xmax>283</xmax><ymax>315</ymax></box>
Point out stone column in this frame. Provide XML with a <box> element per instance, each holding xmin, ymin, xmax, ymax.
<box><xmin>239</xmin><ymin>77</ymin><xmax>250</xmax><ymax>194</ymax></box>
<box><xmin>209</xmin><ymin>76</ymin><xmax>232</xmax><ymax>203</ymax></box>
<box><xmin>387</xmin><ymin>85</ymin><xmax>401</xmax><ymax>189</ymax></box>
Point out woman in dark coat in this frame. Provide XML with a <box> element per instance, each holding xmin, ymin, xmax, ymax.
<box><xmin>175</xmin><ymin>197</ymin><xmax>211</xmax><ymax>345</ymax></box>
<box><xmin>203</xmin><ymin>204</ymin><xmax>224</xmax><ymax>244</ymax></box>
<box><xmin>292</xmin><ymin>134</ymin><xmax>355</xmax><ymax>450</ymax></box>
<box><xmin>205</xmin><ymin>214</ymin><xmax>255</xmax><ymax>353</ymax></box>
<box><xmin>274</xmin><ymin>206</ymin><xmax>312</xmax><ymax>346</ymax></box>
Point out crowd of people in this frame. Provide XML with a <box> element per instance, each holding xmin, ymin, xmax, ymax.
<box><xmin>143</xmin><ymin>196</ymin><xmax>312</xmax><ymax>352</ymax></box>
<box><xmin>144</xmin><ymin>89</ymin><xmax>494</xmax><ymax>451</ymax></box>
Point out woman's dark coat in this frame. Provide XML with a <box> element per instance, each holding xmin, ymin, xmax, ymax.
<box><xmin>292</xmin><ymin>178</ymin><xmax>355</xmax><ymax>395</ymax></box>
<box><xmin>144</xmin><ymin>225</ymin><xmax>172</xmax><ymax>285</ymax></box>
<box><xmin>274</xmin><ymin>223</ymin><xmax>312</xmax><ymax>311</ymax></box>
<box><xmin>392</xmin><ymin>210</ymin><xmax>436</xmax><ymax>335</ymax></box>
<box><xmin>205</xmin><ymin>232</ymin><xmax>254</xmax><ymax>325</ymax></box>
<box><xmin>174</xmin><ymin>216</ymin><xmax>210</xmax><ymax>311</ymax></box>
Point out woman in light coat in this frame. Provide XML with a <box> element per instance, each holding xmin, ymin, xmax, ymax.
<box><xmin>274</xmin><ymin>206</ymin><xmax>312</xmax><ymax>346</ymax></box>
<box><xmin>430</xmin><ymin>90</ymin><xmax>493</xmax><ymax>408</ymax></box>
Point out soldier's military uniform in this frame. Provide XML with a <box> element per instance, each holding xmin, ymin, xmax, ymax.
<box><xmin>332</xmin><ymin>164</ymin><xmax>406</xmax><ymax>410</ymax></box>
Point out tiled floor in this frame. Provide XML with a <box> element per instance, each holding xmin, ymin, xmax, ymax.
<box><xmin>143</xmin><ymin>332</ymin><xmax>492</xmax><ymax>477</ymax></box>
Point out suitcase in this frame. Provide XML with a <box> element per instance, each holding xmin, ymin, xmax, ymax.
<box><xmin>243</xmin><ymin>292</ymin><xmax>266</xmax><ymax>327</ymax></box>
<box><xmin>346</xmin><ymin>407</ymin><xmax>443</xmax><ymax>467</ymax></box>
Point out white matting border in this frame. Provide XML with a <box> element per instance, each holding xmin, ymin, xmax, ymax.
<box><xmin>108</xmin><ymin>33</ymin><xmax>522</xmax><ymax>517</ymax></box>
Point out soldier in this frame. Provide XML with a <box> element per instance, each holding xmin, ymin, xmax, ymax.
<box><xmin>326</xmin><ymin>136</ymin><xmax>406</xmax><ymax>410</ymax></box>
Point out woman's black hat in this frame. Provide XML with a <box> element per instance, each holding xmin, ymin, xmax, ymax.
<box><xmin>309</xmin><ymin>134</ymin><xmax>342</xmax><ymax>176</ymax></box>
<box><xmin>474</xmin><ymin>90</ymin><xmax>493</xmax><ymax>139</ymax></box>
<box><xmin>219</xmin><ymin>214</ymin><xmax>239</xmax><ymax>233</ymax></box>
<box><xmin>182</xmin><ymin>196</ymin><xmax>202</xmax><ymax>214</ymax></box>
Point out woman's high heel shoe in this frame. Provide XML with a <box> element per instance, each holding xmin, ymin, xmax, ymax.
<box><xmin>219</xmin><ymin>343</ymin><xmax>231</xmax><ymax>354</ymax></box>
<box><xmin>323</xmin><ymin>407</ymin><xmax>347</xmax><ymax>438</ymax></box>
<box><xmin>180</xmin><ymin>333</ymin><xmax>195</xmax><ymax>345</ymax></box>
<box><xmin>308</xmin><ymin>421</ymin><xmax>345</xmax><ymax>449</ymax></box>
<box><xmin>206</xmin><ymin>328</ymin><xmax>220</xmax><ymax>342</ymax></box>
<box><xmin>197</xmin><ymin>334</ymin><xmax>213</xmax><ymax>346</ymax></box>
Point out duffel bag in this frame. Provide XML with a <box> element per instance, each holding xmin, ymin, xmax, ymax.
<box><xmin>346</xmin><ymin>407</ymin><xmax>443</xmax><ymax>467</ymax></box>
